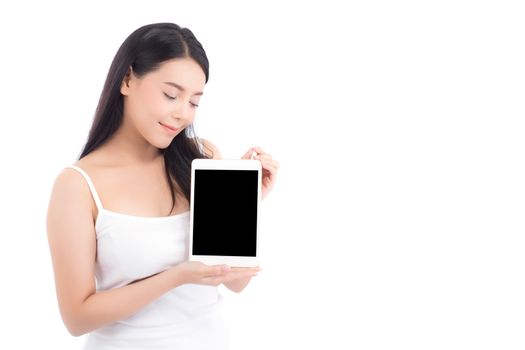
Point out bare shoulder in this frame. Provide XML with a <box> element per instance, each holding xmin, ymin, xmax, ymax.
<box><xmin>49</xmin><ymin>163</ymin><xmax>97</xmax><ymax>224</ymax></box>
<box><xmin>199</xmin><ymin>138</ymin><xmax>223</xmax><ymax>160</ymax></box>
<box><xmin>49</xmin><ymin>154</ymin><xmax>102</xmax><ymax>226</ymax></box>
<box><xmin>52</xmin><ymin>162</ymin><xmax>93</xmax><ymax>204</ymax></box>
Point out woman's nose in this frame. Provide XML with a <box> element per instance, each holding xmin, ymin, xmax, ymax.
<box><xmin>171</xmin><ymin>100</ymin><xmax>191</xmax><ymax>121</ymax></box>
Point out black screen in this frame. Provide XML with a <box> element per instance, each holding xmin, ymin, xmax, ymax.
<box><xmin>192</xmin><ymin>169</ymin><xmax>258</xmax><ymax>256</ymax></box>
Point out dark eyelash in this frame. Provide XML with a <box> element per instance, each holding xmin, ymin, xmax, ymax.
<box><xmin>163</xmin><ymin>92</ymin><xmax>199</xmax><ymax>107</ymax></box>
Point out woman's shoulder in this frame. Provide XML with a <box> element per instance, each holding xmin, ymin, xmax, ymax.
<box><xmin>58</xmin><ymin>153</ymin><xmax>107</xmax><ymax>200</ymax></box>
<box><xmin>197</xmin><ymin>137</ymin><xmax>222</xmax><ymax>159</ymax></box>
<box><xmin>50</xmin><ymin>158</ymin><xmax>100</xmax><ymax>223</ymax></box>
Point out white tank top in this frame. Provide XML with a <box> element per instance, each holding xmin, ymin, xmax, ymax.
<box><xmin>65</xmin><ymin>165</ymin><xmax>229</xmax><ymax>350</ymax></box>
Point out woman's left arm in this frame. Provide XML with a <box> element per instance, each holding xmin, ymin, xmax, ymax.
<box><xmin>200</xmin><ymin>139</ymin><xmax>280</xmax><ymax>292</ymax></box>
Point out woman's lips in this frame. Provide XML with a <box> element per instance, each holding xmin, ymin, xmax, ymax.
<box><xmin>159</xmin><ymin>122</ymin><xmax>179</xmax><ymax>133</ymax></box>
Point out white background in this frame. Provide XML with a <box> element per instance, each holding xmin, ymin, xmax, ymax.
<box><xmin>1</xmin><ymin>1</ymin><xmax>524</xmax><ymax>349</ymax></box>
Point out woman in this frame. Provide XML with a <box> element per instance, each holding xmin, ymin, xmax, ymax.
<box><xmin>46</xmin><ymin>22</ymin><xmax>279</xmax><ymax>349</ymax></box>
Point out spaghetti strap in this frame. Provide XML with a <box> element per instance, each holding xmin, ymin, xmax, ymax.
<box><xmin>65</xmin><ymin>165</ymin><xmax>104</xmax><ymax>212</ymax></box>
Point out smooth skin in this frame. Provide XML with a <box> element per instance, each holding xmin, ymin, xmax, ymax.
<box><xmin>46</xmin><ymin>57</ymin><xmax>280</xmax><ymax>336</ymax></box>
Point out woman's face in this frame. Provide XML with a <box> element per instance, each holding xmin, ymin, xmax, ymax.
<box><xmin>120</xmin><ymin>57</ymin><xmax>206</xmax><ymax>149</ymax></box>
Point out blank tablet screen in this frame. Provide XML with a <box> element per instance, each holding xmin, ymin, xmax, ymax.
<box><xmin>192</xmin><ymin>169</ymin><xmax>258</xmax><ymax>257</ymax></box>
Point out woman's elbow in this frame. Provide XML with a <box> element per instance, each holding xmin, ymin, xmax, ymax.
<box><xmin>63</xmin><ymin>317</ymin><xmax>87</xmax><ymax>337</ymax></box>
<box><xmin>61</xmin><ymin>307</ymin><xmax>89</xmax><ymax>337</ymax></box>
<box><xmin>67</xmin><ymin>326</ymin><xmax>83</xmax><ymax>338</ymax></box>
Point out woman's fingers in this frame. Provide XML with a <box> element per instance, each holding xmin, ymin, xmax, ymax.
<box><xmin>258</xmin><ymin>158</ymin><xmax>279</xmax><ymax>177</ymax></box>
<box><xmin>254</xmin><ymin>154</ymin><xmax>279</xmax><ymax>167</ymax></box>
<box><xmin>255</xmin><ymin>153</ymin><xmax>272</xmax><ymax>160</ymax></box>
<box><xmin>203</xmin><ymin>265</ymin><xmax>259</xmax><ymax>277</ymax></box>
<box><xmin>201</xmin><ymin>264</ymin><xmax>231</xmax><ymax>277</ymax></box>
<box><xmin>201</xmin><ymin>267</ymin><xmax>260</xmax><ymax>286</ymax></box>
<box><xmin>251</xmin><ymin>146</ymin><xmax>266</xmax><ymax>155</ymax></box>
<box><xmin>258</xmin><ymin>158</ymin><xmax>279</xmax><ymax>170</ymax></box>
<box><xmin>245</xmin><ymin>147</ymin><xmax>280</xmax><ymax>171</ymax></box>
<box><xmin>231</xmin><ymin>266</ymin><xmax>261</xmax><ymax>273</ymax></box>
<box><xmin>223</xmin><ymin>268</ymin><xmax>260</xmax><ymax>282</ymax></box>
<box><xmin>241</xmin><ymin>148</ymin><xmax>254</xmax><ymax>160</ymax></box>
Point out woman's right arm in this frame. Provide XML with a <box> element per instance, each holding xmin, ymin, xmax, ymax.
<box><xmin>46</xmin><ymin>169</ymin><xmax>254</xmax><ymax>337</ymax></box>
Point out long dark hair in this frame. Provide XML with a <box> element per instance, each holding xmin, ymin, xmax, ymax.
<box><xmin>78</xmin><ymin>22</ymin><xmax>210</xmax><ymax>214</ymax></box>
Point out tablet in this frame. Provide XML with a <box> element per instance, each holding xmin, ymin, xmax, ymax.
<box><xmin>189</xmin><ymin>159</ymin><xmax>262</xmax><ymax>267</ymax></box>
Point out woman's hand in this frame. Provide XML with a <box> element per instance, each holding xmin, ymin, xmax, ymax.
<box><xmin>222</xmin><ymin>266</ymin><xmax>262</xmax><ymax>293</ymax></box>
<box><xmin>169</xmin><ymin>261</ymin><xmax>260</xmax><ymax>287</ymax></box>
<box><xmin>241</xmin><ymin>146</ymin><xmax>280</xmax><ymax>200</ymax></box>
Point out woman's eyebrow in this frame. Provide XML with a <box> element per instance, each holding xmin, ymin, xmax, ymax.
<box><xmin>163</xmin><ymin>81</ymin><xmax>203</xmax><ymax>96</ymax></box>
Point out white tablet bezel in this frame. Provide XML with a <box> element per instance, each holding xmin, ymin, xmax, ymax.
<box><xmin>189</xmin><ymin>159</ymin><xmax>262</xmax><ymax>267</ymax></box>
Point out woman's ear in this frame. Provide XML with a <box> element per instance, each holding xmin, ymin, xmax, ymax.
<box><xmin>120</xmin><ymin>66</ymin><xmax>133</xmax><ymax>96</ymax></box>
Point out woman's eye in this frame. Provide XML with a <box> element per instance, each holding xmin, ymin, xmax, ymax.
<box><xmin>163</xmin><ymin>92</ymin><xmax>199</xmax><ymax>108</ymax></box>
<box><xmin>163</xmin><ymin>92</ymin><xmax>176</xmax><ymax>100</ymax></box>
